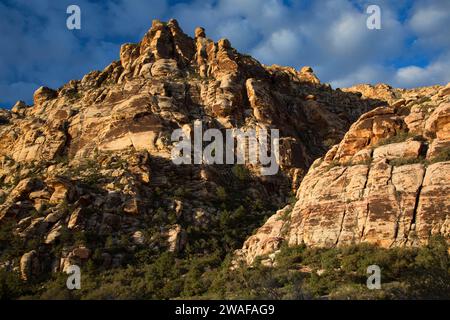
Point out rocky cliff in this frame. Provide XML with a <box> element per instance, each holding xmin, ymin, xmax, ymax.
<box><xmin>0</xmin><ymin>19</ymin><xmax>448</xmax><ymax>281</ymax></box>
<box><xmin>0</xmin><ymin>19</ymin><xmax>383</xmax><ymax>280</ymax></box>
<box><xmin>236</xmin><ymin>84</ymin><xmax>450</xmax><ymax>265</ymax></box>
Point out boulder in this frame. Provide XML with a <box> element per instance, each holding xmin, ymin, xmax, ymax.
<box><xmin>332</xmin><ymin>107</ymin><xmax>404</xmax><ymax>162</ymax></box>
<box><xmin>68</xmin><ymin>207</ymin><xmax>83</xmax><ymax>230</ymax></box>
<box><xmin>427</xmin><ymin>139</ymin><xmax>450</xmax><ymax>159</ymax></box>
<box><xmin>20</xmin><ymin>250</ymin><xmax>40</xmax><ymax>281</ymax></box>
<box><xmin>167</xmin><ymin>224</ymin><xmax>187</xmax><ymax>253</ymax></box>
<box><xmin>45</xmin><ymin>224</ymin><xmax>62</xmax><ymax>244</ymax></box>
<box><xmin>11</xmin><ymin>100</ymin><xmax>27</xmax><ymax>114</ymax></box>
<box><xmin>195</xmin><ymin>27</ymin><xmax>205</xmax><ymax>38</ymax></box>
<box><xmin>424</xmin><ymin>103</ymin><xmax>450</xmax><ymax>140</ymax></box>
<box><xmin>132</xmin><ymin>231</ymin><xmax>145</xmax><ymax>245</ymax></box>
<box><xmin>235</xmin><ymin>205</ymin><xmax>291</xmax><ymax>265</ymax></box>
<box><xmin>33</xmin><ymin>86</ymin><xmax>57</xmax><ymax>106</ymax></box>
<box><xmin>46</xmin><ymin>177</ymin><xmax>74</xmax><ymax>204</ymax></box>
<box><xmin>438</xmin><ymin>83</ymin><xmax>450</xmax><ymax>97</ymax></box>
<box><xmin>373</xmin><ymin>140</ymin><xmax>423</xmax><ymax>161</ymax></box>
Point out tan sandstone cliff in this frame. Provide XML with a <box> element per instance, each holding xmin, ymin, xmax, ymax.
<box><xmin>236</xmin><ymin>84</ymin><xmax>450</xmax><ymax>265</ymax></box>
<box><xmin>0</xmin><ymin>19</ymin><xmax>448</xmax><ymax>280</ymax></box>
<box><xmin>0</xmin><ymin>20</ymin><xmax>383</xmax><ymax>280</ymax></box>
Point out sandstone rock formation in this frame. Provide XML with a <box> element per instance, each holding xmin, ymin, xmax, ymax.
<box><xmin>0</xmin><ymin>20</ymin><xmax>379</xmax><ymax>180</ymax></box>
<box><xmin>0</xmin><ymin>20</ymin><xmax>448</xmax><ymax>279</ymax></box>
<box><xmin>237</xmin><ymin>86</ymin><xmax>450</xmax><ymax>265</ymax></box>
<box><xmin>20</xmin><ymin>250</ymin><xmax>40</xmax><ymax>280</ymax></box>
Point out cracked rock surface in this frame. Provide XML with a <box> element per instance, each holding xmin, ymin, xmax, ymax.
<box><xmin>237</xmin><ymin>88</ymin><xmax>450</xmax><ymax>265</ymax></box>
<box><xmin>0</xmin><ymin>20</ymin><xmax>448</xmax><ymax>278</ymax></box>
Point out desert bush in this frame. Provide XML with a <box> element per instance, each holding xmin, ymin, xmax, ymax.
<box><xmin>215</xmin><ymin>186</ymin><xmax>227</xmax><ymax>201</ymax></box>
<box><xmin>232</xmin><ymin>164</ymin><xmax>251</xmax><ymax>181</ymax></box>
<box><xmin>0</xmin><ymin>270</ymin><xmax>27</xmax><ymax>299</ymax></box>
<box><xmin>390</xmin><ymin>156</ymin><xmax>425</xmax><ymax>166</ymax></box>
<box><xmin>376</xmin><ymin>130</ymin><xmax>416</xmax><ymax>146</ymax></box>
<box><xmin>428</xmin><ymin>147</ymin><xmax>450</xmax><ymax>164</ymax></box>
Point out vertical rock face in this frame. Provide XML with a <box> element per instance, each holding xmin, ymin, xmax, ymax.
<box><xmin>0</xmin><ymin>20</ymin><xmax>448</xmax><ymax>278</ymax></box>
<box><xmin>0</xmin><ymin>19</ymin><xmax>378</xmax><ymax>279</ymax></box>
<box><xmin>237</xmin><ymin>88</ymin><xmax>450</xmax><ymax>265</ymax></box>
<box><xmin>0</xmin><ymin>19</ymin><xmax>378</xmax><ymax>184</ymax></box>
<box><xmin>235</xmin><ymin>205</ymin><xmax>291</xmax><ymax>265</ymax></box>
<box><xmin>20</xmin><ymin>250</ymin><xmax>40</xmax><ymax>280</ymax></box>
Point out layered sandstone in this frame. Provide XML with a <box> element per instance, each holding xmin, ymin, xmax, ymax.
<box><xmin>0</xmin><ymin>20</ymin><xmax>378</xmax><ymax>184</ymax></box>
<box><xmin>0</xmin><ymin>20</ymin><xmax>384</xmax><ymax>280</ymax></box>
<box><xmin>237</xmin><ymin>86</ymin><xmax>450</xmax><ymax>265</ymax></box>
<box><xmin>1</xmin><ymin>20</ymin><xmax>448</xmax><ymax>279</ymax></box>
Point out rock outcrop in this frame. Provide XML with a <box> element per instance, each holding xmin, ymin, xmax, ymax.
<box><xmin>0</xmin><ymin>20</ymin><xmax>379</xmax><ymax>179</ymax></box>
<box><xmin>0</xmin><ymin>20</ymin><xmax>448</xmax><ymax>279</ymax></box>
<box><xmin>20</xmin><ymin>250</ymin><xmax>40</xmax><ymax>280</ymax></box>
<box><xmin>237</xmin><ymin>86</ymin><xmax>450</xmax><ymax>265</ymax></box>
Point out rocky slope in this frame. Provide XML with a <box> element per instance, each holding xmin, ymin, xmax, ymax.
<box><xmin>0</xmin><ymin>19</ymin><xmax>385</xmax><ymax>281</ymax></box>
<box><xmin>236</xmin><ymin>84</ymin><xmax>450</xmax><ymax>265</ymax></box>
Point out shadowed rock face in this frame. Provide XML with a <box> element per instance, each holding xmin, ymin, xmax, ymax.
<box><xmin>236</xmin><ymin>87</ymin><xmax>450</xmax><ymax>266</ymax></box>
<box><xmin>0</xmin><ymin>19</ymin><xmax>448</xmax><ymax>279</ymax></box>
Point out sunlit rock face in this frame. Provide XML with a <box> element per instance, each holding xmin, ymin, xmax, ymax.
<box><xmin>237</xmin><ymin>88</ymin><xmax>450</xmax><ymax>266</ymax></box>
<box><xmin>1</xmin><ymin>19</ymin><xmax>448</xmax><ymax>277</ymax></box>
<box><xmin>0</xmin><ymin>19</ymin><xmax>380</xmax><ymax>185</ymax></box>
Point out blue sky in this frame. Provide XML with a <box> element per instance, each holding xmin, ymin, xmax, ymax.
<box><xmin>1</xmin><ymin>0</ymin><xmax>449</xmax><ymax>107</ymax></box>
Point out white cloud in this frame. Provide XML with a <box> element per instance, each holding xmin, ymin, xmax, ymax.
<box><xmin>394</xmin><ymin>53</ymin><xmax>450</xmax><ymax>88</ymax></box>
<box><xmin>252</xmin><ymin>29</ymin><xmax>303</xmax><ymax>66</ymax></box>
<box><xmin>408</xmin><ymin>0</ymin><xmax>450</xmax><ymax>54</ymax></box>
<box><xmin>390</xmin><ymin>0</ymin><xmax>450</xmax><ymax>87</ymax></box>
<box><xmin>330</xmin><ymin>64</ymin><xmax>393</xmax><ymax>88</ymax></box>
<box><xmin>214</xmin><ymin>18</ymin><xmax>261</xmax><ymax>50</ymax></box>
<box><xmin>395</xmin><ymin>66</ymin><xmax>429</xmax><ymax>86</ymax></box>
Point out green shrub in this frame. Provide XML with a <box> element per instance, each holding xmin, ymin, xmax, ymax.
<box><xmin>232</xmin><ymin>165</ymin><xmax>251</xmax><ymax>181</ymax></box>
<box><xmin>428</xmin><ymin>147</ymin><xmax>450</xmax><ymax>164</ymax></box>
<box><xmin>13</xmin><ymin>238</ymin><xmax>450</xmax><ymax>300</ymax></box>
<box><xmin>376</xmin><ymin>130</ymin><xmax>416</xmax><ymax>147</ymax></box>
<box><xmin>389</xmin><ymin>156</ymin><xmax>425</xmax><ymax>166</ymax></box>
<box><xmin>174</xmin><ymin>187</ymin><xmax>186</xmax><ymax>198</ymax></box>
<box><xmin>216</xmin><ymin>186</ymin><xmax>227</xmax><ymax>201</ymax></box>
<box><xmin>0</xmin><ymin>270</ymin><xmax>27</xmax><ymax>299</ymax></box>
<box><xmin>275</xmin><ymin>242</ymin><xmax>305</xmax><ymax>268</ymax></box>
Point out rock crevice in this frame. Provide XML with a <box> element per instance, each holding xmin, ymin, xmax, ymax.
<box><xmin>237</xmin><ymin>91</ymin><xmax>450</xmax><ymax>265</ymax></box>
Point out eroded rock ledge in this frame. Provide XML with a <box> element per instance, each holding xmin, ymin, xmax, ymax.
<box><xmin>0</xmin><ymin>19</ymin><xmax>387</xmax><ymax>280</ymax></box>
<box><xmin>0</xmin><ymin>19</ymin><xmax>449</xmax><ymax>280</ymax></box>
<box><xmin>236</xmin><ymin>89</ymin><xmax>450</xmax><ymax>266</ymax></box>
